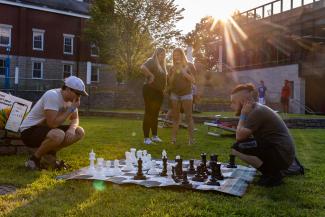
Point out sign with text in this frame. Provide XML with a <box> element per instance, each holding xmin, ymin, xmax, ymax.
<box><xmin>5</xmin><ymin>102</ymin><xmax>28</xmax><ymax>132</ymax></box>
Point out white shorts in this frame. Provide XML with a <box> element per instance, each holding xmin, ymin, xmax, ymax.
<box><xmin>170</xmin><ymin>92</ymin><xmax>193</xmax><ymax>101</ymax></box>
<box><xmin>258</xmin><ymin>97</ymin><xmax>266</xmax><ymax>105</ymax></box>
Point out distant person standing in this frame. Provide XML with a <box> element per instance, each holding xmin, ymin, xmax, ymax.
<box><xmin>258</xmin><ymin>80</ymin><xmax>267</xmax><ymax>105</ymax></box>
<box><xmin>281</xmin><ymin>80</ymin><xmax>291</xmax><ymax>114</ymax></box>
<box><xmin>140</xmin><ymin>48</ymin><xmax>167</xmax><ymax>145</ymax></box>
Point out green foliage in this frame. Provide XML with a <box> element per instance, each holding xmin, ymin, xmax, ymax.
<box><xmin>1</xmin><ymin>117</ymin><xmax>325</xmax><ymax>216</ymax></box>
<box><xmin>84</xmin><ymin>0</ymin><xmax>184</xmax><ymax>81</ymax></box>
<box><xmin>183</xmin><ymin>16</ymin><xmax>223</xmax><ymax>71</ymax></box>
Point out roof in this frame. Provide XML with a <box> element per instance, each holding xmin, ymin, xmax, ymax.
<box><xmin>1</xmin><ymin>0</ymin><xmax>90</xmax><ymax>18</ymax></box>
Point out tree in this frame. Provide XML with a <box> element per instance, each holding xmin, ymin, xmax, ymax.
<box><xmin>183</xmin><ymin>16</ymin><xmax>223</xmax><ymax>71</ymax></box>
<box><xmin>85</xmin><ymin>0</ymin><xmax>184</xmax><ymax>81</ymax></box>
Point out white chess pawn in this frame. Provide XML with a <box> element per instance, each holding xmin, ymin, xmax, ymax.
<box><xmin>88</xmin><ymin>149</ymin><xmax>96</xmax><ymax>175</ymax></box>
<box><xmin>147</xmin><ymin>154</ymin><xmax>152</xmax><ymax>162</ymax></box>
<box><xmin>162</xmin><ymin>149</ymin><xmax>167</xmax><ymax>159</ymax></box>
<box><xmin>97</xmin><ymin>158</ymin><xmax>104</xmax><ymax>168</ymax></box>
<box><xmin>96</xmin><ymin>158</ymin><xmax>105</xmax><ymax>179</ymax></box>
<box><xmin>142</xmin><ymin>150</ymin><xmax>148</xmax><ymax>164</ymax></box>
<box><xmin>113</xmin><ymin>159</ymin><xmax>122</xmax><ymax>175</ymax></box>
<box><xmin>148</xmin><ymin>160</ymin><xmax>159</xmax><ymax>175</ymax></box>
<box><xmin>142</xmin><ymin>153</ymin><xmax>152</xmax><ymax>171</ymax></box>
<box><xmin>130</xmin><ymin>148</ymin><xmax>137</xmax><ymax>164</ymax></box>
<box><xmin>105</xmin><ymin>160</ymin><xmax>114</xmax><ymax>176</ymax></box>
<box><xmin>123</xmin><ymin>152</ymin><xmax>134</xmax><ymax>171</ymax></box>
<box><xmin>136</xmin><ymin>150</ymin><xmax>143</xmax><ymax>161</ymax></box>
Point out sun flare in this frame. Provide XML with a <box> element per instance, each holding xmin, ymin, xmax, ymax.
<box><xmin>212</xmin><ymin>10</ymin><xmax>233</xmax><ymax>22</ymax></box>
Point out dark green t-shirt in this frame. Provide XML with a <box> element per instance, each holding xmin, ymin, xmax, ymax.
<box><xmin>143</xmin><ymin>58</ymin><xmax>167</xmax><ymax>91</ymax></box>
<box><xmin>169</xmin><ymin>62</ymin><xmax>196</xmax><ymax>96</ymax></box>
<box><xmin>244</xmin><ymin>104</ymin><xmax>295</xmax><ymax>165</ymax></box>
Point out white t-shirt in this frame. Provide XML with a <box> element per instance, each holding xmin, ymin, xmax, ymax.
<box><xmin>20</xmin><ymin>88</ymin><xmax>77</xmax><ymax>132</ymax></box>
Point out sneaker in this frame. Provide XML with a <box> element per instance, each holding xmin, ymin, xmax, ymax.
<box><xmin>25</xmin><ymin>158</ymin><xmax>40</xmax><ymax>170</ymax></box>
<box><xmin>40</xmin><ymin>154</ymin><xmax>58</xmax><ymax>169</ymax></box>
<box><xmin>54</xmin><ymin>160</ymin><xmax>71</xmax><ymax>170</ymax></box>
<box><xmin>144</xmin><ymin>138</ymin><xmax>153</xmax><ymax>145</ymax></box>
<box><xmin>257</xmin><ymin>173</ymin><xmax>283</xmax><ymax>187</ymax></box>
<box><xmin>151</xmin><ymin>136</ymin><xmax>162</xmax><ymax>143</ymax></box>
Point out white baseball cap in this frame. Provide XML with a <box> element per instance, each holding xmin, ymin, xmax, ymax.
<box><xmin>64</xmin><ymin>76</ymin><xmax>88</xmax><ymax>96</ymax></box>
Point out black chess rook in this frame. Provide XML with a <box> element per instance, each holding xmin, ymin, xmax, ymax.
<box><xmin>207</xmin><ymin>161</ymin><xmax>221</xmax><ymax>185</ymax></box>
<box><xmin>227</xmin><ymin>154</ymin><xmax>237</xmax><ymax>168</ymax></box>
<box><xmin>187</xmin><ymin>159</ymin><xmax>196</xmax><ymax>174</ymax></box>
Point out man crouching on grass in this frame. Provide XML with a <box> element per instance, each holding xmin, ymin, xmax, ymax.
<box><xmin>20</xmin><ymin>76</ymin><xmax>87</xmax><ymax>170</ymax></box>
<box><xmin>230</xmin><ymin>83</ymin><xmax>295</xmax><ymax>187</ymax></box>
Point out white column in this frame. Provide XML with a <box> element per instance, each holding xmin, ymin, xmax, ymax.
<box><xmin>86</xmin><ymin>61</ymin><xmax>91</xmax><ymax>85</ymax></box>
<box><xmin>14</xmin><ymin>66</ymin><xmax>19</xmax><ymax>84</ymax></box>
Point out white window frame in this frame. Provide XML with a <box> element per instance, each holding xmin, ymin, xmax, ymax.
<box><xmin>0</xmin><ymin>58</ymin><xmax>6</xmax><ymax>77</ymax></box>
<box><xmin>63</xmin><ymin>34</ymin><xmax>74</xmax><ymax>55</ymax></box>
<box><xmin>91</xmin><ymin>65</ymin><xmax>100</xmax><ymax>83</ymax></box>
<box><xmin>90</xmin><ymin>43</ymin><xmax>99</xmax><ymax>57</ymax></box>
<box><xmin>32</xmin><ymin>61</ymin><xmax>44</xmax><ymax>79</ymax></box>
<box><xmin>62</xmin><ymin>63</ymin><xmax>73</xmax><ymax>78</ymax></box>
<box><xmin>0</xmin><ymin>24</ymin><xmax>12</xmax><ymax>47</ymax></box>
<box><xmin>32</xmin><ymin>28</ymin><xmax>45</xmax><ymax>51</ymax></box>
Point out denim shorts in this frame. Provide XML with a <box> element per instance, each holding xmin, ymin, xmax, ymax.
<box><xmin>170</xmin><ymin>92</ymin><xmax>193</xmax><ymax>101</ymax></box>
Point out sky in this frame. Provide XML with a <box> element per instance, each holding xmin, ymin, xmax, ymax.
<box><xmin>174</xmin><ymin>0</ymin><xmax>272</xmax><ymax>34</ymax></box>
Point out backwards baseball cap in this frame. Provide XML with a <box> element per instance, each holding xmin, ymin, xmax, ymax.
<box><xmin>64</xmin><ymin>76</ymin><xmax>88</xmax><ymax>96</ymax></box>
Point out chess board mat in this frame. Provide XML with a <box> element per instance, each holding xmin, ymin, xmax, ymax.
<box><xmin>57</xmin><ymin>160</ymin><xmax>256</xmax><ymax>197</ymax></box>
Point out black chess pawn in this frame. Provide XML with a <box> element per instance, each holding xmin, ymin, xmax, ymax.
<box><xmin>160</xmin><ymin>156</ymin><xmax>168</xmax><ymax>177</ymax></box>
<box><xmin>210</xmin><ymin>154</ymin><xmax>218</xmax><ymax>162</ymax></box>
<box><xmin>215</xmin><ymin>163</ymin><xmax>224</xmax><ymax>180</ymax></box>
<box><xmin>181</xmin><ymin>171</ymin><xmax>192</xmax><ymax>188</ymax></box>
<box><xmin>200</xmin><ymin>153</ymin><xmax>210</xmax><ymax>174</ymax></box>
<box><xmin>175</xmin><ymin>158</ymin><xmax>183</xmax><ymax>179</ymax></box>
<box><xmin>187</xmin><ymin>159</ymin><xmax>196</xmax><ymax>174</ymax></box>
<box><xmin>134</xmin><ymin>158</ymin><xmax>147</xmax><ymax>180</ymax></box>
<box><xmin>208</xmin><ymin>154</ymin><xmax>218</xmax><ymax>169</ymax></box>
<box><xmin>201</xmin><ymin>153</ymin><xmax>207</xmax><ymax>167</ymax></box>
<box><xmin>192</xmin><ymin>164</ymin><xmax>206</xmax><ymax>182</ymax></box>
<box><xmin>207</xmin><ymin>161</ymin><xmax>220</xmax><ymax>186</ymax></box>
<box><xmin>171</xmin><ymin>166</ymin><xmax>180</xmax><ymax>183</ymax></box>
<box><xmin>227</xmin><ymin>154</ymin><xmax>237</xmax><ymax>168</ymax></box>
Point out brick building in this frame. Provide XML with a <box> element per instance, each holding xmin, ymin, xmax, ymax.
<box><xmin>0</xmin><ymin>0</ymin><xmax>116</xmax><ymax>92</ymax></box>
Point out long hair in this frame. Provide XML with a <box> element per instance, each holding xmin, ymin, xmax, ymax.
<box><xmin>172</xmin><ymin>48</ymin><xmax>188</xmax><ymax>67</ymax></box>
<box><xmin>152</xmin><ymin>47</ymin><xmax>167</xmax><ymax>74</ymax></box>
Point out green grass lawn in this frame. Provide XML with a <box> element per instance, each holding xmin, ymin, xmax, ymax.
<box><xmin>81</xmin><ymin>108</ymin><xmax>325</xmax><ymax>119</ymax></box>
<box><xmin>1</xmin><ymin>117</ymin><xmax>325</xmax><ymax>217</ymax></box>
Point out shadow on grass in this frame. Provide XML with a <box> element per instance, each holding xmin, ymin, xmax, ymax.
<box><xmin>4</xmin><ymin>180</ymin><xmax>94</xmax><ymax>217</ymax></box>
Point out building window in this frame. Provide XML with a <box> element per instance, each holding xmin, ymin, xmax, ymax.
<box><xmin>63</xmin><ymin>34</ymin><xmax>74</xmax><ymax>55</ymax></box>
<box><xmin>91</xmin><ymin>43</ymin><xmax>99</xmax><ymax>57</ymax></box>
<box><xmin>63</xmin><ymin>64</ymin><xmax>73</xmax><ymax>78</ymax></box>
<box><xmin>32</xmin><ymin>61</ymin><xmax>43</xmax><ymax>79</ymax></box>
<box><xmin>0</xmin><ymin>59</ymin><xmax>5</xmax><ymax>76</ymax></box>
<box><xmin>0</xmin><ymin>24</ymin><xmax>12</xmax><ymax>47</ymax></box>
<box><xmin>33</xmin><ymin>29</ymin><xmax>45</xmax><ymax>51</ymax></box>
<box><xmin>91</xmin><ymin>65</ymin><xmax>99</xmax><ymax>82</ymax></box>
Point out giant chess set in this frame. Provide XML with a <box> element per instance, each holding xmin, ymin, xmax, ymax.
<box><xmin>57</xmin><ymin>149</ymin><xmax>256</xmax><ymax>197</ymax></box>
